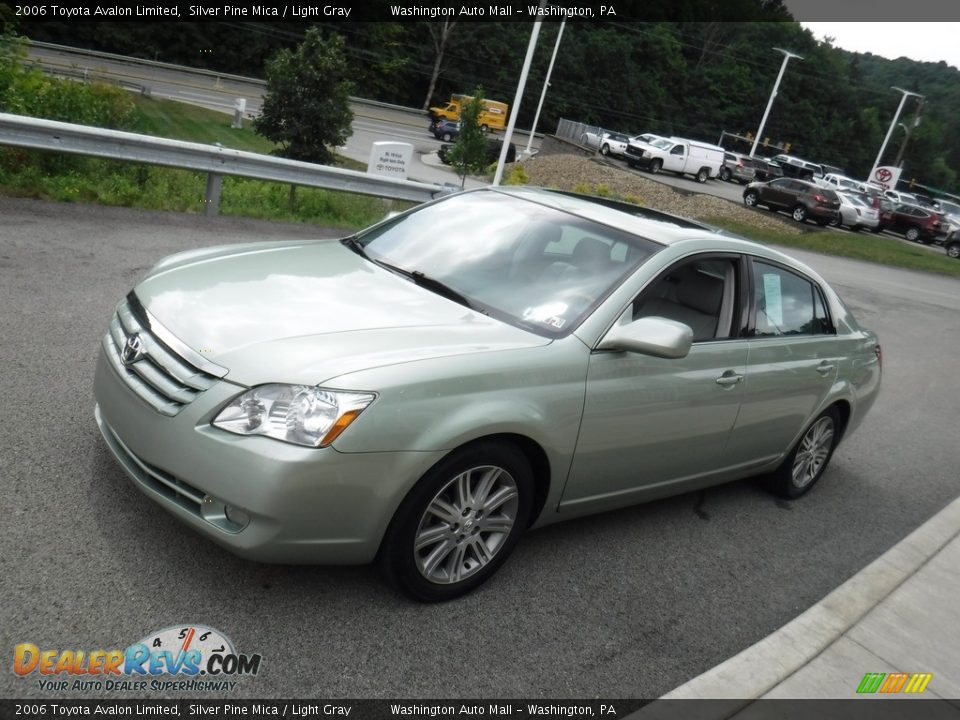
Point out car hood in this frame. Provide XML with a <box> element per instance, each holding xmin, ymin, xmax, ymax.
<box><xmin>134</xmin><ymin>240</ymin><xmax>550</xmax><ymax>387</ymax></box>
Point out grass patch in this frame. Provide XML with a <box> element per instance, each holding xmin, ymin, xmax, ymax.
<box><xmin>130</xmin><ymin>96</ymin><xmax>276</xmax><ymax>154</ymax></box>
<box><xmin>704</xmin><ymin>217</ymin><xmax>960</xmax><ymax>279</ymax></box>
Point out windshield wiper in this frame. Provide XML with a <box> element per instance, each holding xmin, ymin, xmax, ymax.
<box><xmin>376</xmin><ymin>262</ymin><xmax>486</xmax><ymax>314</ymax></box>
<box><xmin>340</xmin><ymin>236</ymin><xmax>368</xmax><ymax>258</ymax></box>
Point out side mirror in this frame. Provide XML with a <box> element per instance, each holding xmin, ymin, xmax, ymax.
<box><xmin>597</xmin><ymin>316</ymin><xmax>693</xmax><ymax>359</ymax></box>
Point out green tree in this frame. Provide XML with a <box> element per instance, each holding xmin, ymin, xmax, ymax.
<box><xmin>446</xmin><ymin>90</ymin><xmax>488</xmax><ymax>188</ymax></box>
<box><xmin>254</xmin><ymin>28</ymin><xmax>353</xmax><ymax>165</ymax></box>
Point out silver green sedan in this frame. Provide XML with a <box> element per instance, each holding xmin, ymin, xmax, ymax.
<box><xmin>94</xmin><ymin>187</ymin><xmax>882</xmax><ymax>601</ymax></box>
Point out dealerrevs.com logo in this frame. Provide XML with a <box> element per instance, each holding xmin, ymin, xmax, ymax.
<box><xmin>13</xmin><ymin>625</ymin><xmax>262</xmax><ymax>693</ymax></box>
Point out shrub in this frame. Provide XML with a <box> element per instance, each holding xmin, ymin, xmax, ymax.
<box><xmin>503</xmin><ymin>165</ymin><xmax>530</xmax><ymax>185</ymax></box>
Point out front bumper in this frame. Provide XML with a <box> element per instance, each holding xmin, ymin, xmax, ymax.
<box><xmin>94</xmin><ymin>350</ymin><xmax>445</xmax><ymax>564</ymax></box>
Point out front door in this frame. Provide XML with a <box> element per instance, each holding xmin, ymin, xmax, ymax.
<box><xmin>560</xmin><ymin>254</ymin><xmax>748</xmax><ymax>514</ymax></box>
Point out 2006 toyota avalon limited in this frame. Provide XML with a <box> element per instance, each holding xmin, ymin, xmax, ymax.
<box><xmin>94</xmin><ymin>187</ymin><xmax>881</xmax><ymax>601</ymax></box>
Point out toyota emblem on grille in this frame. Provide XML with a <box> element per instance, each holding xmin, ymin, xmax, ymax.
<box><xmin>121</xmin><ymin>334</ymin><xmax>147</xmax><ymax>365</ymax></box>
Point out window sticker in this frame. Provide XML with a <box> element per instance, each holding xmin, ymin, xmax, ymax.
<box><xmin>763</xmin><ymin>273</ymin><xmax>784</xmax><ymax>326</ymax></box>
<box><xmin>522</xmin><ymin>302</ymin><xmax>569</xmax><ymax>329</ymax></box>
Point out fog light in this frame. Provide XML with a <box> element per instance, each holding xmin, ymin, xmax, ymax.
<box><xmin>224</xmin><ymin>505</ymin><xmax>250</xmax><ymax>528</ymax></box>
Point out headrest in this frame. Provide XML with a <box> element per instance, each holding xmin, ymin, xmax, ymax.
<box><xmin>572</xmin><ymin>237</ymin><xmax>611</xmax><ymax>268</ymax></box>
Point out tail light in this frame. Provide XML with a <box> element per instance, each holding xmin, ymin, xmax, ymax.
<box><xmin>875</xmin><ymin>343</ymin><xmax>882</xmax><ymax>370</ymax></box>
<box><xmin>813</xmin><ymin>194</ymin><xmax>827</xmax><ymax>204</ymax></box>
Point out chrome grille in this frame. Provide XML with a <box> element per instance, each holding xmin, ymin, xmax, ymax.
<box><xmin>103</xmin><ymin>294</ymin><xmax>225</xmax><ymax>416</ymax></box>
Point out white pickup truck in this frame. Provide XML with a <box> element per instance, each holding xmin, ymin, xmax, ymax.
<box><xmin>624</xmin><ymin>136</ymin><xmax>724</xmax><ymax>183</ymax></box>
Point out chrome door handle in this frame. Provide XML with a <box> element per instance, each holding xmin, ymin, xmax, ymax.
<box><xmin>715</xmin><ymin>372</ymin><xmax>743</xmax><ymax>387</ymax></box>
<box><xmin>816</xmin><ymin>363</ymin><xmax>836</xmax><ymax>375</ymax></box>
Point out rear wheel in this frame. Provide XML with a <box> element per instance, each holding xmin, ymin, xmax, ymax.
<box><xmin>766</xmin><ymin>407</ymin><xmax>841</xmax><ymax>499</ymax></box>
<box><xmin>600</xmin><ymin>143</ymin><xmax>610</xmax><ymax>156</ymax></box>
<box><xmin>696</xmin><ymin>167</ymin><xmax>710</xmax><ymax>183</ymax></box>
<box><xmin>792</xmin><ymin>205</ymin><xmax>808</xmax><ymax>223</ymax></box>
<box><xmin>743</xmin><ymin>190</ymin><xmax>760</xmax><ymax>207</ymax></box>
<box><xmin>719</xmin><ymin>167</ymin><xmax>732</xmax><ymax>182</ymax></box>
<box><xmin>649</xmin><ymin>159</ymin><xmax>663</xmax><ymax>174</ymax></box>
<box><xmin>480</xmin><ymin>124</ymin><xmax>489</xmax><ymax>133</ymax></box>
<box><xmin>379</xmin><ymin>441</ymin><xmax>532</xmax><ymax>602</ymax></box>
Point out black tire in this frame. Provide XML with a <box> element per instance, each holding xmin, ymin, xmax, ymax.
<box><xmin>379</xmin><ymin>441</ymin><xmax>533</xmax><ymax>602</ymax></box>
<box><xmin>696</xmin><ymin>167</ymin><xmax>709</xmax><ymax>183</ymax></box>
<box><xmin>649</xmin><ymin>159</ymin><xmax>662</xmax><ymax>174</ymax></box>
<box><xmin>792</xmin><ymin>205</ymin><xmax>808</xmax><ymax>223</ymax></box>
<box><xmin>442</xmin><ymin>132</ymin><xmax>453</xmax><ymax>142</ymax></box>
<box><xmin>905</xmin><ymin>226</ymin><xmax>921</xmax><ymax>242</ymax></box>
<box><xmin>743</xmin><ymin>190</ymin><xmax>760</xmax><ymax>208</ymax></box>
<box><xmin>947</xmin><ymin>242</ymin><xmax>960</xmax><ymax>259</ymax></box>
<box><xmin>600</xmin><ymin>143</ymin><xmax>610</xmax><ymax>156</ymax></box>
<box><xmin>719</xmin><ymin>167</ymin><xmax>731</xmax><ymax>182</ymax></box>
<box><xmin>828</xmin><ymin>214</ymin><xmax>841</xmax><ymax>228</ymax></box>
<box><xmin>766</xmin><ymin>406</ymin><xmax>841</xmax><ymax>499</ymax></box>
<box><xmin>480</xmin><ymin>124</ymin><xmax>489</xmax><ymax>133</ymax></box>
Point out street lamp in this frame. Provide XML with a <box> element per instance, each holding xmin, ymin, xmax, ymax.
<box><xmin>526</xmin><ymin>19</ymin><xmax>566</xmax><ymax>156</ymax></box>
<box><xmin>870</xmin><ymin>87</ymin><xmax>923</xmax><ymax>178</ymax></box>
<box><xmin>750</xmin><ymin>48</ymin><xmax>803</xmax><ymax>158</ymax></box>
<box><xmin>493</xmin><ymin>10</ymin><xmax>545</xmax><ymax>186</ymax></box>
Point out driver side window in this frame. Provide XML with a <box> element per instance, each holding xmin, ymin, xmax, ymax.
<box><xmin>630</xmin><ymin>257</ymin><xmax>740</xmax><ymax>342</ymax></box>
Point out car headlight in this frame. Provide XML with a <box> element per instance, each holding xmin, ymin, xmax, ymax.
<box><xmin>642</xmin><ymin>150</ymin><xmax>651</xmax><ymax>158</ymax></box>
<box><xmin>213</xmin><ymin>385</ymin><xmax>376</xmax><ymax>448</ymax></box>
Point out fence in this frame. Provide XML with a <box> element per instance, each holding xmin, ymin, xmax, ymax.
<box><xmin>0</xmin><ymin>112</ymin><xmax>449</xmax><ymax>215</ymax></box>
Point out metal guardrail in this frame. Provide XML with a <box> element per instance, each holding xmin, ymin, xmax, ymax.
<box><xmin>0</xmin><ymin>112</ymin><xmax>447</xmax><ymax>215</ymax></box>
<box><xmin>555</xmin><ymin>118</ymin><xmax>605</xmax><ymax>148</ymax></box>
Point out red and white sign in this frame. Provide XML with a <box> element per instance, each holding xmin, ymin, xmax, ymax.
<box><xmin>871</xmin><ymin>165</ymin><xmax>902</xmax><ymax>191</ymax></box>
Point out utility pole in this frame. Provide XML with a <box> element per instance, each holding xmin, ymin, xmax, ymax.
<box><xmin>750</xmin><ymin>48</ymin><xmax>802</xmax><ymax>158</ymax></box>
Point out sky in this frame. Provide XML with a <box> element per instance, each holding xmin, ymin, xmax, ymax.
<box><xmin>799</xmin><ymin>23</ymin><xmax>960</xmax><ymax>70</ymax></box>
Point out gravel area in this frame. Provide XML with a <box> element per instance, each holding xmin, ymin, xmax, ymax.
<box><xmin>506</xmin><ymin>154</ymin><xmax>802</xmax><ymax>235</ymax></box>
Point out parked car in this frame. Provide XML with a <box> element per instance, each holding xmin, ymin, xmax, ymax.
<box><xmin>720</xmin><ymin>152</ymin><xmax>760</xmax><ymax>183</ymax></box>
<box><xmin>753</xmin><ymin>158</ymin><xmax>784</xmax><ymax>182</ymax></box>
<box><xmin>437</xmin><ymin>139</ymin><xmax>516</xmax><ymax>166</ymax></box>
<box><xmin>832</xmin><ymin>192</ymin><xmax>880</xmax><ymax>231</ymax></box>
<box><xmin>943</xmin><ymin>231</ymin><xmax>960</xmax><ymax>259</ymax></box>
<box><xmin>818</xmin><ymin>173</ymin><xmax>867</xmax><ymax>193</ymax></box>
<box><xmin>742</xmin><ymin>178</ymin><xmax>841</xmax><ymax>225</ymax></box>
<box><xmin>769</xmin><ymin>154</ymin><xmax>821</xmax><ymax>181</ymax></box>
<box><xmin>599</xmin><ymin>132</ymin><xmax>630</xmax><ymax>157</ymax></box>
<box><xmin>881</xmin><ymin>203</ymin><xmax>946</xmax><ymax>243</ymax></box>
<box><xmin>93</xmin><ymin>186</ymin><xmax>881</xmax><ymax>601</ymax></box>
<box><xmin>625</xmin><ymin>136</ymin><xmax>724</xmax><ymax>183</ymax></box>
<box><xmin>431</xmin><ymin>119</ymin><xmax>460</xmax><ymax>142</ymax></box>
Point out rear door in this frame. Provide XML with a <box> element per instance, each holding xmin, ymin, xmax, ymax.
<box><xmin>724</xmin><ymin>258</ymin><xmax>841</xmax><ymax>468</ymax></box>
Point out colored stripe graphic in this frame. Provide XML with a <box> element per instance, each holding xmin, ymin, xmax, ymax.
<box><xmin>904</xmin><ymin>673</ymin><xmax>933</xmax><ymax>694</ymax></box>
<box><xmin>857</xmin><ymin>673</ymin><xmax>886</xmax><ymax>694</ymax></box>
<box><xmin>856</xmin><ymin>672</ymin><xmax>932</xmax><ymax>694</ymax></box>
<box><xmin>880</xmin><ymin>672</ymin><xmax>909</xmax><ymax>693</ymax></box>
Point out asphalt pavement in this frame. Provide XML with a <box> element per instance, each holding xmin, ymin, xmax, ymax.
<box><xmin>1</xmin><ymin>198</ymin><xmax>958</xmax><ymax>701</ymax></box>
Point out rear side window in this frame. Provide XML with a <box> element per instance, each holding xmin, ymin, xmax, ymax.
<box><xmin>750</xmin><ymin>261</ymin><xmax>832</xmax><ymax>337</ymax></box>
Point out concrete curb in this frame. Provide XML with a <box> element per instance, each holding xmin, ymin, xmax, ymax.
<box><xmin>637</xmin><ymin>495</ymin><xmax>960</xmax><ymax>717</ymax></box>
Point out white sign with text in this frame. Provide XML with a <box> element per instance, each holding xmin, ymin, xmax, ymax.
<box><xmin>368</xmin><ymin>141</ymin><xmax>413</xmax><ymax>180</ymax></box>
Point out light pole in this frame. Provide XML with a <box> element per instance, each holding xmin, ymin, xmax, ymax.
<box><xmin>493</xmin><ymin>9</ymin><xmax>545</xmax><ymax>186</ymax></box>
<box><xmin>894</xmin><ymin>96</ymin><xmax>924</xmax><ymax>168</ymax></box>
<box><xmin>525</xmin><ymin>19</ymin><xmax>566</xmax><ymax>156</ymax></box>
<box><xmin>749</xmin><ymin>48</ymin><xmax>802</xmax><ymax>158</ymax></box>
<box><xmin>871</xmin><ymin>87</ymin><xmax>923</xmax><ymax>178</ymax></box>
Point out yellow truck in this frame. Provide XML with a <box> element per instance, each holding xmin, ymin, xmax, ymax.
<box><xmin>429</xmin><ymin>94</ymin><xmax>509</xmax><ymax>132</ymax></box>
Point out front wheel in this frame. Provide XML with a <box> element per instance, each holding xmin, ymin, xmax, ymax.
<box><xmin>696</xmin><ymin>167</ymin><xmax>709</xmax><ymax>183</ymax></box>
<box><xmin>829</xmin><ymin>214</ymin><xmax>841</xmax><ymax>227</ymax></box>
<box><xmin>379</xmin><ymin>441</ymin><xmax>533</xmax><ymax>602</ymax></box>
<box><xmin>442</xmin><ymin>132</ymin><xmax>453</xmax><ymax>142</ymax></box>
<box><xmin>480</xmin><ymin>124</ymin><xmax>489</xmax><ymax>133</ymax></box>
<box><xmin>947</xmin><ymin>242</ymin><xmax>960</xmax><ymax>259</ymax></box>
<box><xmin>649</xmin><ymin>159</ymin><xmax>662</xmax><ymax>174</ymax></box>
<box><xmin>792</xmin><ymin>205</ymin><xmax>808</xmax><ymax>223</ymax></box>
<box><xmin>766</xmin><ymin>407</ymin><xmax>841</xmax><ymax>499</ymax></box>
<box><xmin>743</xmin><ymin>190</ymin><xmax>759</xmax><ymax>207</ymax></box>
<box><xmin>905</xmin><ymin>226</ymin><xmax>921</xmax><ymax>242</ymax></box>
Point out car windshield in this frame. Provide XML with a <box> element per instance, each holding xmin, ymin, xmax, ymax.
<box><xmin>354</xmin><ymin>191</ymin><xmax>661</xmax><ymax>338</ymax></box>
<box><xmin>648</xmin><ymin>138</ymin><xmax>673</xmax><ymax>150</ymax></box>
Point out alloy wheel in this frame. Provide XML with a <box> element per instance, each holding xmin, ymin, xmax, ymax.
<box><xmin>414</xmin><ymin>465</ymin><xmax>519</xmax><ymax>585</ymax></box>
<box><xmin>791</xmin><ymin>416</ymin><xmax>835</xmax><ymax>489</ymax></box>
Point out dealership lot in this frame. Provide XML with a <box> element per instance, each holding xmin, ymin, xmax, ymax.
<box><xmin>1</xmin><ymin>197</ymin><xmax>958</xmax><ymax>699</ymax></box>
